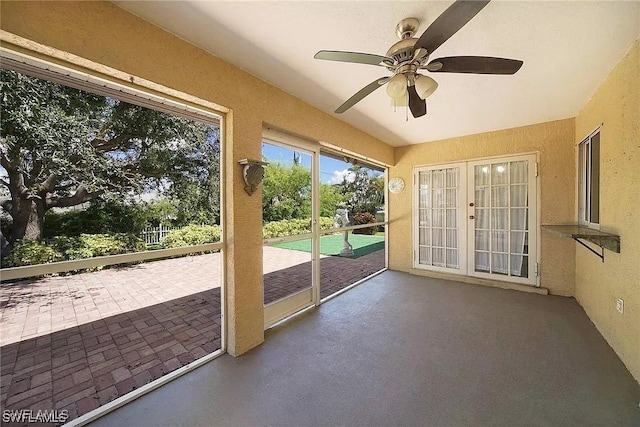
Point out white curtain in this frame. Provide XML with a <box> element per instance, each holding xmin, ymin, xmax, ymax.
<box><xmin>418</xmin><ymin>167</ymin><xmax>460</xmax><ymax>269</ymax></box>
<box><xmin>474</xmin><ymin>161</ymin><xmax>528</xmax><ymax>277</ymax></box>
<box><xmin>509</xmin><ymin>161</ymin><xmax>528</xmax><ymax>276</ymax></box>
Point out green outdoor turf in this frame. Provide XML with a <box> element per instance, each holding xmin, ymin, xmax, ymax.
<box><xmin>273</xmin><ymin>234</ymin><xmax>385</xmax><ymax>258</ymax></box>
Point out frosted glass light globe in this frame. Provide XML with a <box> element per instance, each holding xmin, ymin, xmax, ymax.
<box><xmin>415</xmin><ymin>75</ymin><xmax>438</xmax><ymax>99</ymax></box>
<box><xmin>386</xmin><ymin>74</ymin><xmax>407</xmax><ymax>99</ymax></box>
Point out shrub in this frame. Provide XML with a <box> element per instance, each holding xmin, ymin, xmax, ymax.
<box><xmin>318</xmin><ymin>217</ymin><xmax>334</xmax><ymax>230</ymax></box>
<box><xmin>262</xmin><ymin>217</ymin><xmax>334</xmax><ymax>239</ymax></box>
<box><xmin>2</xmin><ymin>233</ymin><xmax>145</xmax><ymax>267</ymax></box>
<box><xmin>44</xmin><ymin>200</ymin><xmax>148</xmax><ymax>238</ymax></box>
<box><xmin>56</xmin><ymin>234</ymin><xmax>145</xmax><ymax>259</ymax></box>
<box><xmin>161</xmin><ymin>224</ymin><xmax>221</xmax><ymax>248</ymax></box>
<box><xmin>352</xmin><ymin>212</ymin><xmax>379</xmax><ymax>235</ymax></box>
<box><xmin>2</xmin><ymin>239</ymin><xmax>62</xmax><ymax>267</ymax></box>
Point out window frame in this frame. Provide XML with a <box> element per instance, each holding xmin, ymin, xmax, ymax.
<box><xmin>578</xmin><ymin>127</ymin><xmax>601</xmax><ymax>229</ymax></box>
<box><xmin>0</xmin><ymin>46</ymin><xmax>228</xmax><ymax>424</ymax></box>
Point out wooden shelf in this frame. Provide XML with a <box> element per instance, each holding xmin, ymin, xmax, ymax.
<box><xmin>542</xmin><ymin>224</ymin><xmax>620</xmax><ymax>261</ymax></box>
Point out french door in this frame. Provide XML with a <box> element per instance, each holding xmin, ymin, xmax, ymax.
<box><xmin>414</xmin><ymin>154</ymin><xmax>538</xmax><ymax>286</ymax></box>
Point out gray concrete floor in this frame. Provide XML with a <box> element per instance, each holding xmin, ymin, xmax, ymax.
<box><xmin>90</xmin><ymin>271</ymin><xmax>640</xmax><ymax>427</ymax></box>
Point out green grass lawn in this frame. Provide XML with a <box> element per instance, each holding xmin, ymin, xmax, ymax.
<box><xmin>273</xmin><ymin>234</ymin><xmax>384</xmax><ymax>258</ymax></box>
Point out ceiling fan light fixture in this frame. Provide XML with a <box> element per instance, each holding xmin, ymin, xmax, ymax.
<box><xmin>415</xmin><ymin>75</ymin><xmax>438</xmax><ymax>99</ymax></box>
<box><xmin>390</xmin><ymin>91</ymin><xmax>409</xmax><ymax>107</ymax></box>
<box><xmin>386</xmin><ymin>74</ymin><xmax>407</xmax><ymax>99</ymax></box>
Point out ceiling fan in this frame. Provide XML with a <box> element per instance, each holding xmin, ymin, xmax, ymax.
<box><xmin>314</xmin><ymin>0</ymin><xmax>523</xmax><ymax>118</ymax></box>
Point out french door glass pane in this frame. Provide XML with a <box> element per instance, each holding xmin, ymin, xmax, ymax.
<box><xmin>475</xmin><ymin>166</ymin><xmax>490</xmax><ymax>185</ymax></box>
<box><xmin>492</xmin><ymin>253</ymin><xmax>509</xmax><ymax>275</ymax></box>
<box><xmin>433</xmin><ymin>170</ymin><xmax>445</xmax><ymax>188</ymax></box>
<box><xmin>491</xmin><ymin>164</ymin><xmax>509</xmax><ymax>184</ymax></box>
<box><xmin>446</xmin><ymin>168</ymin><xmax>459</xmax><ymax>187</ymax></box>
<box><xmin>433</xmin><ymin>188</ymin><xmax>444</xmax><ymax>208</ymax></box>
<box><xmin>433</xmin><ymin>228</ymin><xmax>445</xmax><ymax>246</ymax></box>
<box><xmin>419</xmin><ymin>190</ymin><xmax>430</xmax><ymax>207</ymax></box>
<box><xmin>475</xmin><ymin>252</ymin><xmax>489</xmax><ymax>272</ymax></box>
<box><xmin>511</xmin><ymin>255</ymin><xmax>528</xmax><ymax>278</ymax></box>
<box><xmin>446</xmin><ymin>209</ymin><xmax>457</xmax><ymax>228</ymax></box>
<box><xmin>446</xmin><ymin>189</ymin><xmax>458</xmax><ymax>207</ymax></box>
<box><xmin>446</xmin><ymin>249</ymin><xmax>459</xmax><ymax>268</ymax></box>
<box><xmin>491</xmin><ymin>186</ymin><xmax>509</xmax><ymax>207</ymax></box>
<box><xmin>475</xmin><ymin>230</ymin><xmax>490</xmax><ymax>251</ymax></box>
<box><xmin>420</xmin><ymin>247</ymin><xmax>431</xmax><ymax>264</ymax></box>
<box><xmin>475</xmin><ymin>187</ymin><xmax>489</xmax><ymax>207</ymax></box>
<box><xmin>476</xmin><ymin>209</ymin><xmax>490</xmax><ymax>229</ymax></box>
<box><xmin>446</xmin><ymin>229</ymin><xmax>458</xmax><ymax>248</ymax></box>
<box><xmin>419</xmin><ymin>208</ymin><xmax>430</xmax><ymax>226</ymax></box>
<box><xmin>419</xmin><ymin>228</ymin><xmax>430</xmax><ymax>246</ymax></box>
<box><xmin>491</xmin><ymin>209</ymin><xmax>509</xmax><ymax>230</ymax></box>
<box><xmin>433</xmin><ymin>248</ymin><xmax>445</xmax><ymax>266</ymax></box>
<box><xmin>510</xmin><ymin>185</ymin><xmax>528</xmax><ymax>206</ymax></box>
<box><xmin>510</xmin><ymin>161</ymin><xmax>528</xmax><ymax>183</ymax></box>
<box><xmin>492</xmin><ymin>231</ymin><xmax>508</xmax><ymax>252</ymax></box>
<box><xmin>511</xmin><ymin>209</ymin><xmax>528</xmax><ymax>230</ymax></box>
<box><xmin>510</xmin><ymin>232</ymin><xmax>528</xmax><ymax>254</ymax></box>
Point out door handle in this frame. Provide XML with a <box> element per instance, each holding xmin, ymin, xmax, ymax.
<box><xmin>469</xmin><ymin>215</ymin><xmax>475</xmax><ymax>220</ymax></box>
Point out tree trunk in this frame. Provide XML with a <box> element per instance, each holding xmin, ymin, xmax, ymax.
<box><xmin>10</xmin><ymin>196</ymin><xmax>46</xmax><ymax>242</ymax></box>
<box><xmin>0</xmin><ymin>229</ymin><xmax>10</xmax><ymax>260</ymax></box>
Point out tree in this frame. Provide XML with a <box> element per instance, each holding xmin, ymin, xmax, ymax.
<box><xmin>319</xmin><ymin>183</ymin><xmax>347</xmax><ymax>217</ymax></box>
<box><xmin>338</xmin><ymin>165</ymin><xmax>384</xmax><ymax>215</ymax></box>
<box><xmin>261</xmin><ymin>161</ymin><xmax>348</xmax><ymax>221</ymax></box>
<box><xmin>261</xmin><ymin>162</ymin><xmax>311</xmax><ymax>222</ymax></box>
<box><xmin>0</xmin><ymin>69</ymin><xmax>219</xmax><ymax>244</ymax></box>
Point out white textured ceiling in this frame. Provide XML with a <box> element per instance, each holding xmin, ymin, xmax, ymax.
<box><xmin>117</xmin><ymin>1</ymin><xmax>639</xmax><ymax>147</ymax></box>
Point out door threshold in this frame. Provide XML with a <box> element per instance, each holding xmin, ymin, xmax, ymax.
<box><xmin>409</xmin><ymin>268</ymin><xmax>549</xmax><ymax>295</ymax></box>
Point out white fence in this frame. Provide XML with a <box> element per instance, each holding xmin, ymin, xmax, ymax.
<box><xmin>141</xmin><ymin>225</ymin><xmax>173</xmax><ymax>246</ymax></box>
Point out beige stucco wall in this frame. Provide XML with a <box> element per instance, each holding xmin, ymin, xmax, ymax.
<box><xmin>0</xmin><ymin>1</ymin><xmax>394</xmax><ymax>356</ymax></box>
<box><xmin>389</xmin><ymin>119</ymin><xmax>577</xmax><ymax>296</ymax></box>
<box><xmin>574</xmin><ymin>40</ymin><xmax>640</xmax><ymax>382</ymax></box>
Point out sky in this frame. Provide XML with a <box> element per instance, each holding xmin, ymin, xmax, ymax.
<box><xmin>262</xmin><ymin>142</ymin><xmax>384</xmax><ymax>184</ymax></box>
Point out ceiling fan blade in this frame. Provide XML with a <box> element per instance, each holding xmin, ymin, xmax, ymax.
<box><xmin>427</xmin><ymin>56</ymin><xmax>523</xmax><ymax>74</ymax></box>
<box><xmin>335</xmin><ymin>78</ymin><xmax>389</xmax><ymax>114</ymax></box>
<box><xmin>408</xmin><ymin>85</ymin><xmax>427</xmax><ymax>118</ymax></box>
<box><xmin>315</xmin><ymin>50</ymin><xmax>393</xmax><ymax>66</ymax></box>
<box><xmin>415</xmin><ymin>0</ymin><xmax>490</xmax><ymax>54</ymax></box>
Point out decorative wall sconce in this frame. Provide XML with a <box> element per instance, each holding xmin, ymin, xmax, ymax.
<box><xmin>238</xmin><ymin>159</ymin><xmax>268</xmax><ymax>196</ymax></box>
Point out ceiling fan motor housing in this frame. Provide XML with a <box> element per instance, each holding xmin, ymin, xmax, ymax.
<box><xmin>386</xmin><ymin>38</ymin><xmax>420</xmax><ymax>64</ymax></box>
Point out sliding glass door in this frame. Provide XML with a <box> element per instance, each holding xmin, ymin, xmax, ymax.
<box><xmin>262</xmin><ymin>139</ymin><xmax>317</xmax><ymax>327</ymax></box>
<box><xmin>261</xmin><ymin>130</ymin><xmax>389</xmax><ymax>327</ymax></box>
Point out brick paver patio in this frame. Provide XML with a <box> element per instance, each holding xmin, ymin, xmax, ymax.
<box><xmin>1</xmin><ymin>246</ymin><xmax>384</xmax><ymax>425</ymax></box>
<box><xmin>263</xmin><ymin>248</ymin><xmax>386</xmax><ymax>303</ymax></box>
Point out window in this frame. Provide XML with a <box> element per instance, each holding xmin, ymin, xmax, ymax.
<box><xmin>578</xmin><ymin>129</ymin><xmax>600</xmax><ymax>227</ymax></box>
